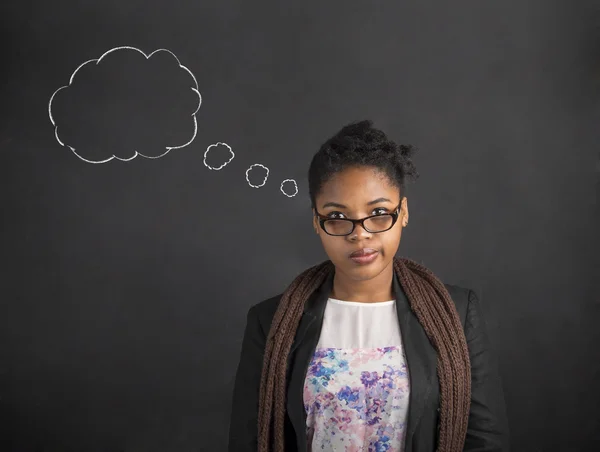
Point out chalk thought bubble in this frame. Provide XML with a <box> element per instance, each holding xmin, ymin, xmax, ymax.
<box><xmin>203</xmin><ymin>145</ymin><xmax>297</xmax><ymax>196</ymax></box>
<box><xmin>280</xmin><ymin>179</ymin><xmax>298</xmax><ymax>197</ymax></box>
<box><xmin>204</xmin><ymin>142</ymin><xmax>234</xmax><ymax>170</ymax></box>
<box><xmin>48</xmin><ymin>46</ymin><xmax>201</xmax><ymax>164</ymax></box>
<box><xmin>246</xmin><ymin>164</ymin><xmax>269</xmax><ymax>188</ymax></box>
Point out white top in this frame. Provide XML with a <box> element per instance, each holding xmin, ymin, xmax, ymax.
<box><xmin>303</xmin><ymin>298</ymin><xmax>411</xmax><ymax>451</ymax></box>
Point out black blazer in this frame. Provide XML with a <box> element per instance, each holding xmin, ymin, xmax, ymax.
<box><xmin>228</xmin><ymin>270</ymin><xmax>510</xmax><ymax>451</ymax></box>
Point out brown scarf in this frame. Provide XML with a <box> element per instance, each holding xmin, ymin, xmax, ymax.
<box><xmin>257</xmin><ymin>256</ymin><xmax>471</xmax><ymax>451</ymax></box>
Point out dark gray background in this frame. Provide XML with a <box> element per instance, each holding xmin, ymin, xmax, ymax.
<box><xmin>1</xmin><ymin>0</ymin><xmax>599</xmax><ymax>450</ymax></box>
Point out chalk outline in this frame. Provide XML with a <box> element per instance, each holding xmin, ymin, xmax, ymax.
<box><xmin>203</xmin><ymin>142</ymin><xmax>235</xmax><ymax>170</ymax></box>
<box><xmin>48</xmin><ymin>46</ymin><xmax>202</xmax><ymax>164</ymax></box>
<box><xmin>280</xmin><ymin>179</ymin><xmax>298</xmax><ymax>197</ymax></box>
<box><xmin>245</xmin><ymin>164</ymin><xmax>270</xmax><ymax>188</ymax></box>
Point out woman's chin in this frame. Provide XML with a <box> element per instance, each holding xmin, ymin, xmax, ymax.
<box><xmin>338</xmin><ymin>262</ymin><xmax>384</xmax><ymax>281</ymax></box>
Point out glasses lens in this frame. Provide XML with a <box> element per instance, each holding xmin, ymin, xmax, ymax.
<box><xmin>364</xmin><ymin>215</ymin><xmax>394</xmax><ymax>232</ymax></box>
<box><xmin>323</xmin><ymin>219</ymin><xmax>353</xmax><ymax>235</ymax></box>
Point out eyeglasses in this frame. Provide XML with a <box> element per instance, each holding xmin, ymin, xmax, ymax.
<box><xmin>314</xmin><ymin>198</ymin><xmax>403</xmax><ymax>236</ymax></box>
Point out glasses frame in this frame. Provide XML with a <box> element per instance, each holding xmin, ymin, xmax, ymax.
<box><xmin>314</xmin><ymin>197</ymin><xmax>404</xmax><ymax>236</ymax></box>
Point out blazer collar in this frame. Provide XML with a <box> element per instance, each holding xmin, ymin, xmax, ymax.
<box><xmin>286</xmin><ymin>266</ymin><xmax>438</xmax><ymax>452</ymax></box>
<box><xmin>289</xmin><ymin>269</ymin><xmax>334</xmax><ymax>354</ymax></box>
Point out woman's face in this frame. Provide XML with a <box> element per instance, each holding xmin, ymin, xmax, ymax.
<box><xmin>312</xmin><ymin>166</ymin><xmax>409</xmax><ymax>282</ymax></box>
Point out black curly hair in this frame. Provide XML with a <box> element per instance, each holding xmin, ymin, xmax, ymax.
<box><xmin>308</xmin><ymin>119</ymin><xmax>420</xmax><ymax>209</ymax></box>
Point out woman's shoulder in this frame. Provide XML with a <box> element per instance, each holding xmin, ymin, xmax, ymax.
<box><xmin>250</xmin><ymin>293</ymin><xmax>283</xmax><ymax>315</ymax></box>
<box><xmin>443</xmin><ymin>283</ymin><xmax>477</xmax><ymax>328</ymax></box>
<box><xmin>244</xmin><ymin>293</ymin><xmax>285</xmax><ymax>334</ymax></box>
<box><xmin>444</xmin><ymin>283</ymin><xmax>471</xmax><ymax>303</ymax></box>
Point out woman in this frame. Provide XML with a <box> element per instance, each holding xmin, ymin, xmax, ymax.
<box><xmin>228</xmin><ymin>120</ymin><xmax>509</xmax><ymax>452</ymax></box>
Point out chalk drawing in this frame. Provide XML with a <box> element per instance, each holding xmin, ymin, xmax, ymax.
<box><xmin>204</xmin><ymin>142</ymin><xmax>234</xmax><ymax>170</ymax></box>
<box><xmin>246</xmin><ymin>164</ymin><xmax>269</xmax><ymax>188</ymax></box>
<box><xmin>48</xmin><ymin>46</ymin><xmax>202</xmax><ymax>164</ymax></box>
<box><xmin>280</xmin><ymin>179</ymin><xmax>298</xmax><ymax>197</ymax></box>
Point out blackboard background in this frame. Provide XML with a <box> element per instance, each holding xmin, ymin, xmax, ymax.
<box><xmin>1</xmin><ymin>0</ymin><xmax>599</xmax><ymax>450</ymax></box>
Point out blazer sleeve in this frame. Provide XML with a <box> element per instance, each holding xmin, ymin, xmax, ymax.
<box><xmin>228</xmin><ymin>305</ymin><xmax>266</xmax><ymax>452</ymax></box>
<box><xmin>463</xmin><ymin>289</ymin><xmax>511</xmax><ymax>451</ymax></box>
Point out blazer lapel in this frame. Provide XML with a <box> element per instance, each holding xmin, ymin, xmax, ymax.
<box><xmin>285</xmin><ymin>268</ymin><xmax>438</xmax><ymax>452</ymax></box>
<box><xmin>392</xmin><ymin>273</ymin><xmax>438</xmax><ymax>450</ymax></box>
<box><xmin>286</xmin><ymin>270</ymin><xmax>333</xmax><ymax>452</ymax></box>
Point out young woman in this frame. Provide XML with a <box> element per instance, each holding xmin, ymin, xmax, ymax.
<box><xmin>228</xmin><ymin>120</ymin><xmax>509</xmax><ymax>452</ymax></box>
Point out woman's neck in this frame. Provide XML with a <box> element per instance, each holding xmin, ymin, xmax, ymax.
<box><xmin>330</xmin><ymin>261</ymin><xmax>395</xmax><ymax>303</ymax></box>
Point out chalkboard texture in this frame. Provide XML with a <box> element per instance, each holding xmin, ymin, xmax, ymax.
<box><xmin>1</xmin><ymin>0</ymin><xmax>599</xmax><ymax>451</ymax></box>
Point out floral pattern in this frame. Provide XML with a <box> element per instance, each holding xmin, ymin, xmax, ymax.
<box><xmin>304</xmin><ymin>346</ymin><xmax>410</xmax><ymax>451</ymax></box>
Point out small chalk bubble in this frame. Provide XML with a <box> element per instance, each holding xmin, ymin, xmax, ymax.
<box><xmin>280</xmin><ymin>179</ymin><xmax>298</xmax><ymax>197</ymax></box>
<box><xmin>204</xmin><ymin>142</ymin><xmax>234</xmax><ymax>170</ymax></box>
<box><xmin>246</xmin><ymin>164</ymin><xmax>269</xmax><ymax>188</ymax></box>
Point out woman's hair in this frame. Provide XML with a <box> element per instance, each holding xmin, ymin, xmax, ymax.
<box><xmin>257</xmin><ymin>120</ymin><xmax>472</xmax><ymax>452</ymax></box>
<box><xmin>308</xmin><ymin>119</ymin><xmax>420</xmax><ymax>209</ymax></box>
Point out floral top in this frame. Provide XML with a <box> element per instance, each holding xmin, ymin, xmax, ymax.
<box><xmin>303</xmin><ymin>298</ymin><xmax>411</xmax><ymax>452</ymax></box>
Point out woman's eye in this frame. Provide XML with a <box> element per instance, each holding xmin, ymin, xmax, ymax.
<box><xmin>328</xmin><ymin>212</ymin><xmax>345</xmax><ymax>219</ymax></box>
<box><xmin>373</xmin><ymin>208</ymin><xmax>388</xmax><ymax>215</ymax></box>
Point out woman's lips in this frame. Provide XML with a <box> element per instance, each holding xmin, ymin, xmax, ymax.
<box><xmin>349</xmin><ymin>249</ymin><xmax>379</xmax><ymax>265</ymax></box>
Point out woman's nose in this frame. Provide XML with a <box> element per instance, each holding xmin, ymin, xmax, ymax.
<box><xmin>349</xmin><ymin>222</ymin><xmax>372</xmax><ymax>240</ymax></box>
